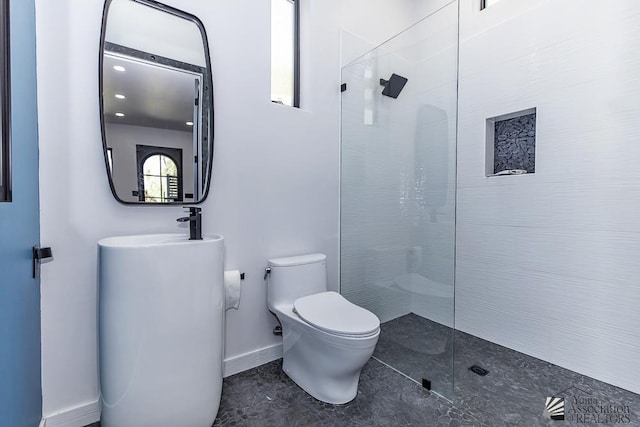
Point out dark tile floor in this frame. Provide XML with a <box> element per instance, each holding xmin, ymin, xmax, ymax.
<box><xmin>213</xmin><ymin>358</ymin><xmax>481</xmax><ymax>426</ymax></box>
<box><xmin>374</xmin><ymin>313</ymin><xmax>455</xmax><ymax>396</ymax></box>
<box><xmin>214</xmin><ymin>314</ymin><xmax>640</xmax><ymax>426</ymax></box>
<box><xmin>379</xmin><ymin>314</ymin><xmax>640</xmax><ymax>426</ymax></box>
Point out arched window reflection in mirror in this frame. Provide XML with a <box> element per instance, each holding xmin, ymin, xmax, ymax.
<box><xmin>141</xmin><ymin>154</ymin><xmax>179</xmax><ymax>203</ymax></box>
<box><xmin>99</xmin><ymin>0</ymin><xmax>213</xmax><ymax>205</ymax></box>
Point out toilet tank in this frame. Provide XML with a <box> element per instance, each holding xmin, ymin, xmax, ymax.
<box><xmin>267</xmin><ymin>253</ymin><xmax>327</xmax><ymax>311</ymax></box>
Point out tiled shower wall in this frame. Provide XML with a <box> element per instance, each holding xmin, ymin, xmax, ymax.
<box><xmin>456</xmin><ymin>0</ymin><xmax>640</xmax><ymax>395</ymax></box>
<box><xmin>341</xmin><ymin>2</ymin><xmax>458</xmax><ymax>328</ymax></box>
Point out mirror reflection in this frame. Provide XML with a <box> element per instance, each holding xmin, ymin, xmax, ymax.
<box><xmin>100</xmin><ymin>0</ymin><xmax>213</xmax><ymax>204</ymax></box>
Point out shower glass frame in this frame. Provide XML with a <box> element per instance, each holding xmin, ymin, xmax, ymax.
<box><xmin>339</xmin><ymin>0</ymin><xmax>459</xmax><ymax>400</ymax></box>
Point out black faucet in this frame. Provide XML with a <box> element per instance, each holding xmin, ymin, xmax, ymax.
<box><xmin>177</xmin><ymin>207</ymin><xmax>202</xmax><ymax>240</ymax></box>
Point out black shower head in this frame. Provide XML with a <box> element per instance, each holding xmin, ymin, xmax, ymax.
<box><xmin>380</xmin><ymin>73</ymin><xmax>408</xmax><ymax>99</ymax></box>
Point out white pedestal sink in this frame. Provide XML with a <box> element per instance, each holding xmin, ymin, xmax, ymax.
<box><xmin>98</xmin><ymin>233</ymin><xmax>224</xmax><ymax>427</ymax></box>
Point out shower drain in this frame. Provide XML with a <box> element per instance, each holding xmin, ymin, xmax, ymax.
<box><xmin>469</xmin><ymin>365</ymin><xmax>490</xmax><ymax>376</ymax></box>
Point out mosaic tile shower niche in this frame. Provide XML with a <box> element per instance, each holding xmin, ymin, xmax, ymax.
<box><xmin>486</xmin><ymin>108</ymin><xmax>536</xmax><ymax>175</ymax></box>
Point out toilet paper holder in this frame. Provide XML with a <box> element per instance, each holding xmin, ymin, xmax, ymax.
<box><xmin>224</xmin><ymin>270</ymin><xmax>245</xmax><ymax>311</ymax></box>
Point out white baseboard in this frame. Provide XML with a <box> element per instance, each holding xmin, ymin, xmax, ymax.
<box><xmin>39</xmin><ymin>347</ymin><xmax>281</xmax><ymax>426</ymax></box>
<box><xmin>42</xmin><ymin>399</ymin><xmax>100</xmax><ymax>427</ymax></box>
<box><xmin>223</xmin><ymin>343</ymin><xmax>283</xmax><ymax>378</ymax></box>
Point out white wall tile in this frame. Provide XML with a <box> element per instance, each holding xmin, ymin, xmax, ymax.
<box><xmin>456</xmin><ymin>0</ymin><xmax>640</xmax><ymax>394</ymax></box>
<box><xmin>340</xmin><ymin>2</ymin><xmax>458</xmax><ymax>327</ymax></box>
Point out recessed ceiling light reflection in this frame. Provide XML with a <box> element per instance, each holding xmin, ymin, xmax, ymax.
<box><xmin>113</xmin><ymin>65</ymin><xmax>126</xmax><ymax>72</ymax></box>
<box><xmin>115</xmin><ymin>94</ymin><xmax>126</xmax><ymax>99</ymax></box>
<box><xmin>115</xmin><ymin>112</ymin><xmax>125</xmax><ymax>117</ymax></box>
<box><xmin>186</xmin><ymin>121</ymin><xmax>194</xmax><ymax>126</ymax></box>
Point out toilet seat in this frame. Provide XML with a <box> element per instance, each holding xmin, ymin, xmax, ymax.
<box><xmin>293</xmin><ymin>291</ymin><xmax>380</xmax><ymax>337</ymax></box>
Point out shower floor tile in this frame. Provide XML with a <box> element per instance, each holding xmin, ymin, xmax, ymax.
<box><xmin>374</xmin><ymin>313</ymin><xmax>455</xmax><ymax>395</ymax></box>
<box><xmin>378</xmin><ymin>313</ymin><xmax>640</xmax><ymax>426</ymax></box>
<box><xmin>213</xmin><ymin>313</ymin><xmax>640</xmax><ymax>426</ymax></box>
<box><xmin>213</xmin><ymin>357</ymin><xmax>482</xmax><ymax>427</ymax></box>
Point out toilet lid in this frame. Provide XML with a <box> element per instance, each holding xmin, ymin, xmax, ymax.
<box><xmin>293</xmin><ymin>291</ymin><xmax>380</xmax><ymax>337</ymax></box>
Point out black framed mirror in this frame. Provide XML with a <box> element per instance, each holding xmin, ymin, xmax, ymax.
<box><xmin>99</xmin><ymin>0</ymin><xmax>213</xmax><ymax>204</ymax></box>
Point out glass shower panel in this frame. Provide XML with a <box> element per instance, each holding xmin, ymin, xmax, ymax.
<box><xmin>341</xmin><ymin>1</ymin><xmax>458</xmax><ymax>399</ymax></box>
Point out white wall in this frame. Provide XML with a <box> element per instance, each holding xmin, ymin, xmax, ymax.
<box><xmin>35</xmin><ymin>0</ymin><xmax>343</xmax><ymax>422</ymax></box>
<box><xmin>455</xmin><ymin>0</ymin><xmax>640</xmax><ymax>394</ymax></box>
<box><xmin>339</xmin><ymin>0</ymin><xmax>453</xmax><ymax>65</ymax></box>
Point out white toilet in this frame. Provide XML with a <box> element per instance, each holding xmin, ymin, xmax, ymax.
<box><xmin>266</xmin><ymin>253</ymin><xmax>380</xmax><ymax>404</ymax></box>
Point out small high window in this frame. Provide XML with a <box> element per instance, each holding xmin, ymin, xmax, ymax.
<box><xmin>271</xmin><ymin>0</ymin><xmax>300</xmax><ymax>107</ymax></box>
